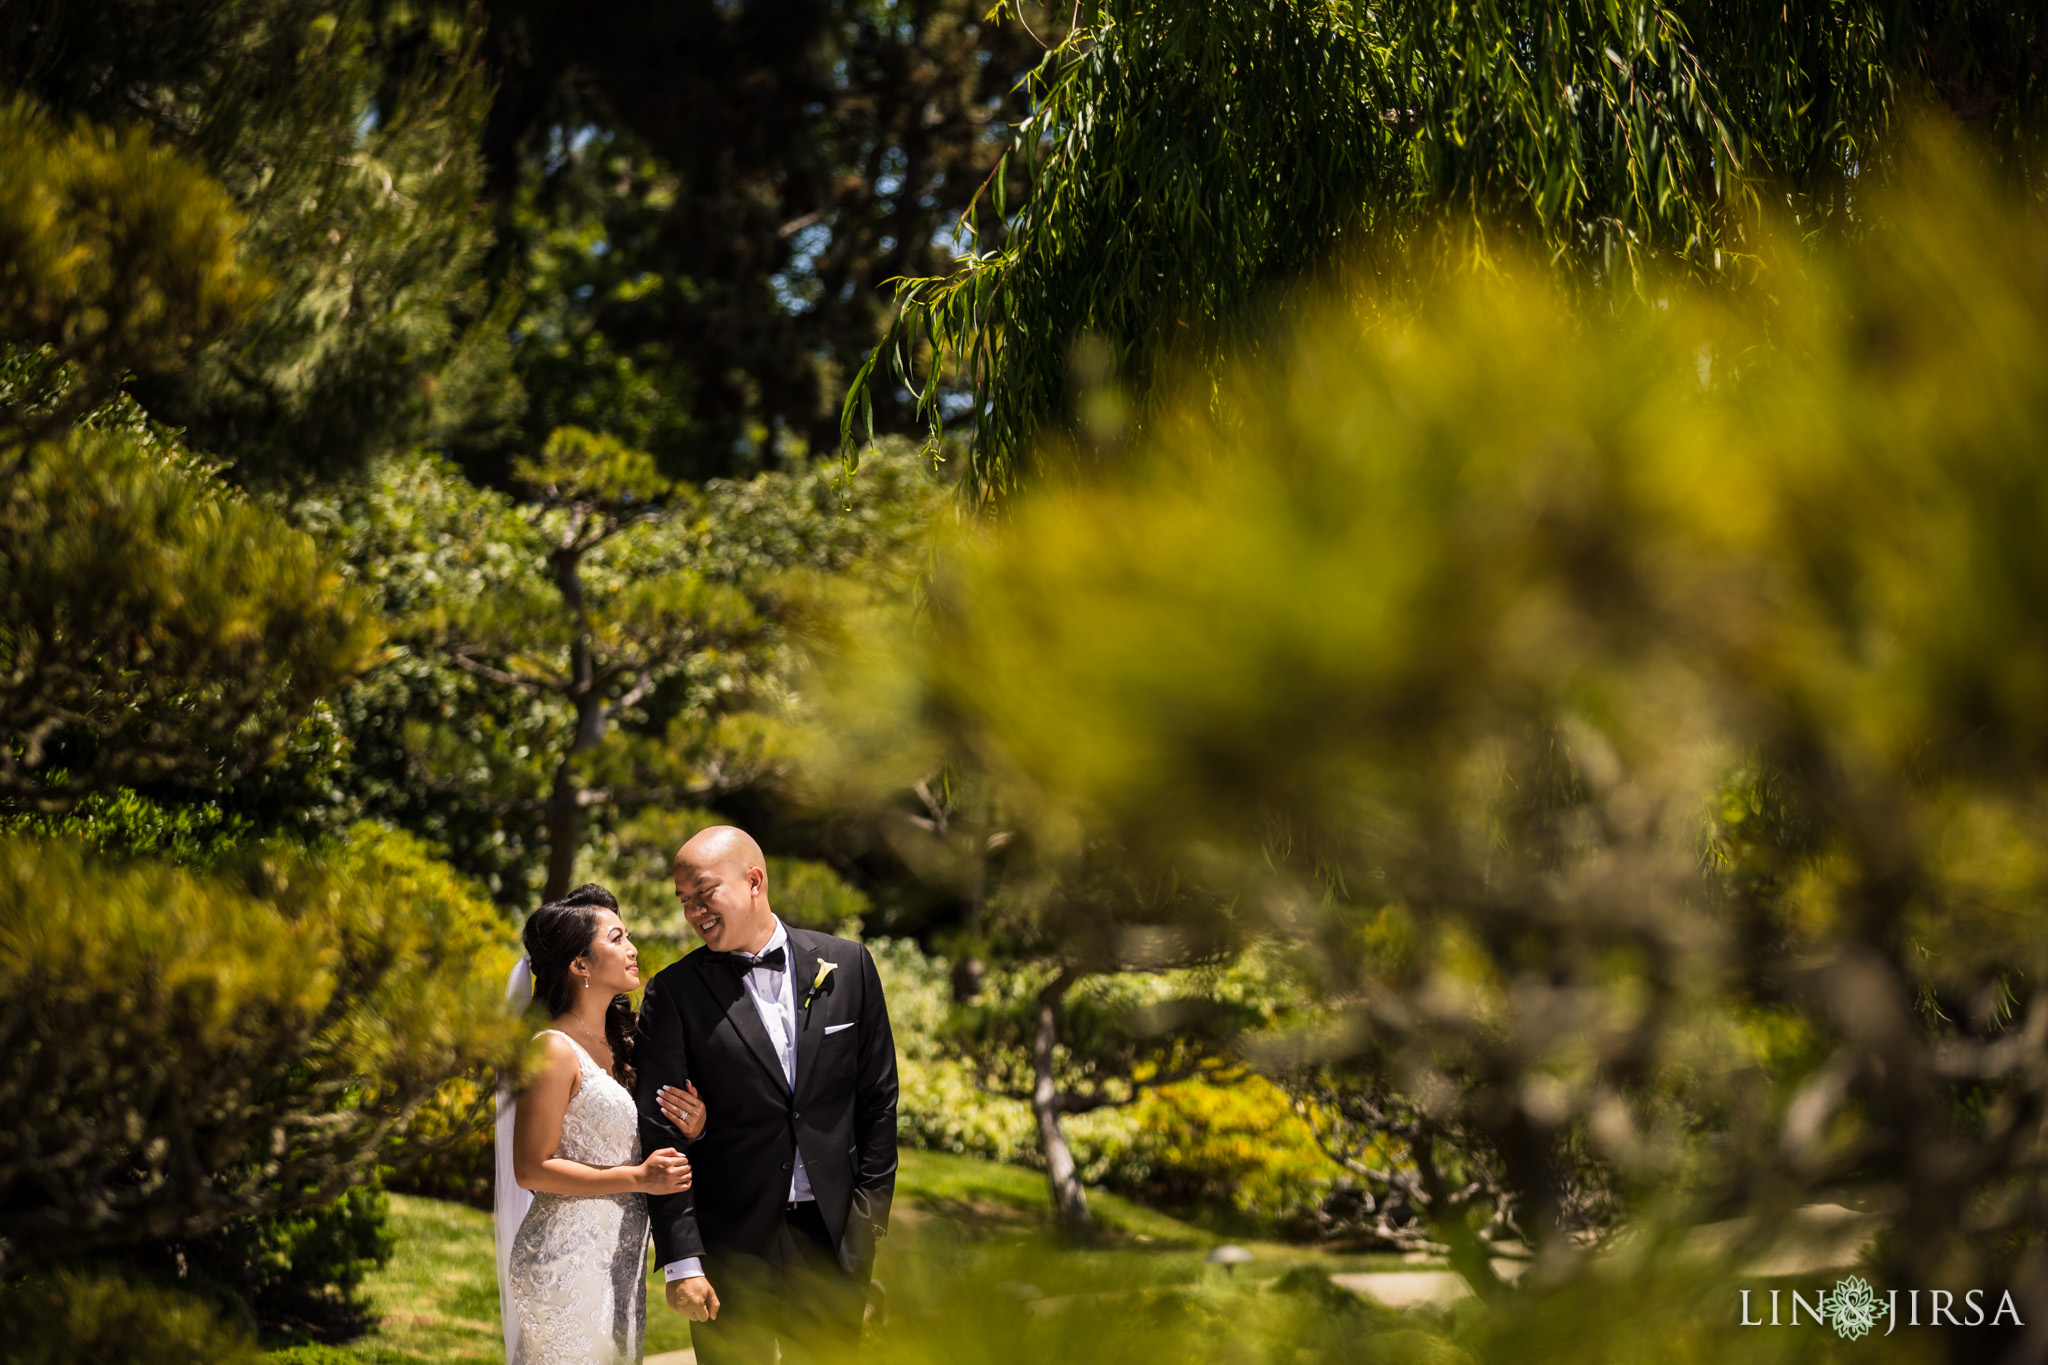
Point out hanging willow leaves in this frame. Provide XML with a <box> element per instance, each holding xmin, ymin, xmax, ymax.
<box><xmin>847</xmin><ymin>0</ymin><xmax>2045</xmax><ymax>498</ymax></box>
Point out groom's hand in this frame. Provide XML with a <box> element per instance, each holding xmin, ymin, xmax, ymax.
<box><xmin>667</xmin><ymin>1275</ymin><xmax>719</xmax><ymax>1321</ymax></box>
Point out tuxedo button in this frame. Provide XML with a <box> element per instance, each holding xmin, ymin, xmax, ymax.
<box><xmin>781</xmin><ymin>1160</ymin><xmax>793</xmax><ymax>1172</ymax></box>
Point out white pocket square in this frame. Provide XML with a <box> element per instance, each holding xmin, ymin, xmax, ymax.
<box><xmin>823</xmin><ymin>1022</ymin><xmax>855</xmax><ymax>1035</ymax></box>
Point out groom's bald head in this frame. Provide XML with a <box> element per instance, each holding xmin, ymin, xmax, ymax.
<box><xmin>674</xmin><ymin>825</ymin><xmax>774</xmax><ymax>954</ymax></box>
<box><xmin>677</xmin><ymin>825</ymin><xmax>764</xmax><ymax>878</ymax></box>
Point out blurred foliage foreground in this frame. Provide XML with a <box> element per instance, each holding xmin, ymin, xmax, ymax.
<box><xmin>0</xmin><ymin>95</ymin><xmax>528</xmax><ymax>1358</ymax></box>
<box><xmin>810</xmin><ymin>140</ymin><xmax>2048</xmax><ymax>1359</ymax></box>
<box><xmin>0</xmin><ymin>826</ymin><xmax>520</xmax><ymax>1353</ymax></box>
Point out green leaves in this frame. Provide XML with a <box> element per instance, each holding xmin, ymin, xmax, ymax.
<box><xmin>0</xmin><ymin>96</ymin><xmax>382</xmax><ymax>813</ymax></box>
<box><xmin>515</xmin><ymin>424</ymin><xmax>674</xmax><ymax>510</ymax></box>
<box><xmin>306</xmin><ymin>442</ymin><xmax>939</xmax><ymax>901</ymax></box>
<box><xmin>854</xmin><ymin>0</ymin><xmax>1406</xmax><ymax>496</ymax></box>
<box><xmin>0</xmin><ymin>824</ymin><xmax>521</xmax><ymax>1271</ymax></box>
<box><xmin>854</xmin><ymin>1</ymin><xmax>2047</xmax><ymax>498</ymax></box>
<box><xmin>0</xmin><ymin>413</ymin><xmax>383</xmax><ymax>811</ymax></box>
<box><xmin>134</xmin><ymin>1</ymin><xmax>516</xmax><ymax>480</ymax></box>
<box><xmin>828</xmin><ymin>152</ymin><xmax>2048</xmax><ymax>1289</ymax></box>
<box><xmin>0</xmin><ymin>98</ymin><xmax>261</xmax><ymax>427</ymax></box>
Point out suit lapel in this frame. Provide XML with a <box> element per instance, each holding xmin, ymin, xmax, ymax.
<box><xmin>790</xmin><ymin>927</ymin><xmax>827</xmax><ymax>1107</ymax></box>
<box><xmin>688</xmin><ymin>946</ymin><xmax>787</xmax><ymax>1094</ymax></box>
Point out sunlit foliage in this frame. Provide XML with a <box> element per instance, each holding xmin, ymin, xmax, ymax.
<box><xmin>0</xmin><ymin>101</ymin><xmax>381</xmax><ymax>811</ymax></box>
<box><xmin>1</xmin><ymin>403</ymin><xmax>383</xmax><ymax>810</ymax></box>
<box><xmin>0</xmin><ymin>97</ymin><xmax>257</xmax><ymax>431</ymax></box>
<box><xmin>853</xmin><ymin>0</ymin><xmax>2047</xmax><ymax>495</ymax></box>
<box><xmin>0</xmin><ymin>824</ymin><xmax>521</xmax><ymax>1272</ymax></box>
<box><xmin>821</xmin><ymin>140</ymin><xmax>2048</xmax><ymax>1319</ymax></box>
<box><xmin>300</xmin><ymin>438</ymin><xmax>943</xmax><ymax>902</ymax></box>
<box><xmin>1</xmin><ymin>1</ymin><xmax>521</xmax><ymax>479</ymax></box>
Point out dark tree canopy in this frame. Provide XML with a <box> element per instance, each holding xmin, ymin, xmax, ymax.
<box><xmin>1</xmin><ymin>0</ymin><xmax>521</xmax><ymax>483</ymax></box>
<box><xmin>478</xmin><ymin>0</ymin><xmax>1061</xmax><ymax>479</ymax></box>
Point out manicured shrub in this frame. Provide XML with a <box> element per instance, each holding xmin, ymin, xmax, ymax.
<box><xmin>0</xmin><ymin>824</ymin><xmax>521</xmax><ymax>1273</ymax></box>
<box><xmin>0</xmin><ymin>1269</ymin><xmax>263</xmax><ymax>1365</ymax></box>
<box><xmin>116</xmin><ymin>1187</ymin><xmax>395</xmax><ymax>1339</ymax></box>
<box><xmin>1122</xmin><ymin>1075</ymin><xmax>1335</xmax><ymax>1229</ymax></box>
<box><xmin>0</xmin><ymin>367</ymin><xmax>379</xmax><ymax>812</ymax></box>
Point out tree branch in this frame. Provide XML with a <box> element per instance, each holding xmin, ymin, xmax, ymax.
<box><xmin>449</xmin><ymin>652</ymin><xmax>554</xmax><ymax>694</ymax></box>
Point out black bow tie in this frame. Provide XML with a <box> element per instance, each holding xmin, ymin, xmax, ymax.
<box><xmin>720</xmin><ymin>946</ymin><xmax>786</xmax><ymax>973</ymax></box>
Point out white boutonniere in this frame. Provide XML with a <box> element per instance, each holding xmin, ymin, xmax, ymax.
<box><xmin>804</xmin><ymin>959</ymin><xmax>837</xmax><ymax>1012</ymax></box>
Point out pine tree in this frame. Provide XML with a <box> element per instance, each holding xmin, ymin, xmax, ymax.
<box><xmin>0</xmin><ymin>99</ymin><xmax>381</xmax><ymax>810</ymax></box>
<box><xmin>2</xmin><ymin>0</ymin><xmax>521</xmax><ymax>481</ymax></box>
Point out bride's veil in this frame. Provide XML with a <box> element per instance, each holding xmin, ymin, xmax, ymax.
<box><xmin>495</xmin><ymin>955</ymin><xmax>535</xmax><ymax>1363</ymax></box>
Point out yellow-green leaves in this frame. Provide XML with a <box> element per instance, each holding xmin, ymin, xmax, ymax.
<box><xmin>515</xmin><ymin>425</ymin><xmax>674</xmax><ymax>509</ymax></box>
<box><xmin>891</xmin><ymin>147</ymin><xmax>2048</xmax><ymax>898</ymax></box>
<box><xmin>826</xmin><ymin>153</ymin><xmax>2048</xmax><ymax>1293</ymax></box>
<box><xmin>0</xmin><ymin>97</ymin><xmax>262</xmax><ymax>394</ymax></box>
<box><xmin>0</xmin><ymin>824</ymin><xmax>521</xmax><ymax>1271</ymax></box>
<box><xmin>0</xmin><ymin>99</ymin><xmax>374</xmax><ymax>809</ymax></box>
<box><xmin>0</xmin><ymin>421</ymin><xmax>383</xmax><ymax>809</ymax></box>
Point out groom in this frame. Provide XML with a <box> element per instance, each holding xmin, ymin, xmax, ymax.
<box><xmin>635</xmin><ymin>825</ymin><xmax>898</xmax><ymax>1363</ymax></box>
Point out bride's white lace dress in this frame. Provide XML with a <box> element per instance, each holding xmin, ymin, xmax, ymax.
<box><xmin>506</xmin><ymin>1031</ymin><xmax>648</xmax><ymax>1365</ymax></box>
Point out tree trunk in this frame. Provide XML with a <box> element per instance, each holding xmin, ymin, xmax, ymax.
<box><xmin>542</xmin><ymin>545</ymin><xmax>605</xmax><ymax>902</ymax></box>
<box><xmin>1415</xmin><ymin>1124</ymin><xmax>1506</xmax><ymax>1301</ymax></box>
<box><xmin>1032</xmin><ymin>969</ymin><xmax>1092</xmax><ymax>1236</ymax></box>
<box><xmin>542</xmin><ymin>761</ymin><xmax>583</xmax><ymax>902</ymax></box>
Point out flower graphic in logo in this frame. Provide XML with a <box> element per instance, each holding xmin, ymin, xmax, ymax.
<box><xmin>1823</xmin><ymin>1276</ymin><xmax>1884</xmax><ymax>1341</ymax></box>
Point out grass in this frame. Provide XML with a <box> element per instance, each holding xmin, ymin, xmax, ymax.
<box><xmin>266</xmin><ymin>1150</ymin><xmax>1413</xmax><ymax>1363</ymax></box>
<box><xmin>266</xmin><ymin>1196</ymin><xmax>502</xmax><ymax>1364</ymax></box>
<box><xmin>886</xmin><ymin>1150</ymin><xmax>1413</xmax><ymax>1287</ymax></box>
<box><xmin>264</xmin><ymin>1195</ymin><xmax>693</xmax><ymax>1364</ymax></box>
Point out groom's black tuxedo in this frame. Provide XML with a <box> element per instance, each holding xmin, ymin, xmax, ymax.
<box><xmin>634</xmin><ymin>924</ymin><xmax>898</xmax><ymax>1282</ymax></box>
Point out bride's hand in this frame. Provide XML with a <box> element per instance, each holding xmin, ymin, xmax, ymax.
<box><xmin>637</xmin><ymin>1147</ymin><xmax>691</xmax><ymax>1194</ymax></box>
<box><xmin>657</xmin><ymin>1082</ymin><xmax>708</xmax><ymax>1140</ymax></box>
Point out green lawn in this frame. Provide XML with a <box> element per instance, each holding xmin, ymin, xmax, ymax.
<box><xmin>266</xmin><ymin>1194</ymin><xmax>694</xmax><ymax>1363</ymax></box>
<box><xmin>269</xmin><ymin>1151</ymin><xmax>1410</xmax><ymax>1363</ymax></box>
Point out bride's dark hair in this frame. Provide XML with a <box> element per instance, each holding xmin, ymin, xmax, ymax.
<box><xmin>522</xmin><ymin>883</ymin><xmax>636</xmax><ymax>1090</ymax></box>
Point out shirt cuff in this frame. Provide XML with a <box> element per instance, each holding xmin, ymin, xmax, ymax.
<box><xmin>663</xmin><ymin>1257</ymin><xmax>705</xmax><ymax>1282</ymax></box>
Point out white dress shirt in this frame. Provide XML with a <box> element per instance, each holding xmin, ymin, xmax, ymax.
<box><xmin>663</xmin><ymin>918</ymin><xmax>808</xmax><ymax>1283</ymax></box>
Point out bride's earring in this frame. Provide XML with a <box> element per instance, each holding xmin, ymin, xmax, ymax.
<box><xmin>582</xmin><ymin>974</ymin><xmax>591</xmax><ymax>989</ymax></box>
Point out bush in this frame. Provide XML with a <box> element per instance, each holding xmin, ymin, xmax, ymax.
<box><xmin>0</xmin><ymin>823</ymin><xmax>522</xmax><ymax>1273</ymax></box>
<box><xmin>0</xmin><ymin>1269</ymin><xmax>263</xmax><ymax>1365</ymax></box>
<box><xmin>383</xmin><ymin>1074</ymin><xmax>496</xmax><ymax>1208</ymax></box>
<box><xmin>0</xmin><ymin>98</ymin><xmax>257</xmax><ymax>395</ymax></box>
<box><xmin>873</xmin><ymin>934</ymin><xmax>1337</xmax><ymax>1232</ymax></box>
<box><xmin>1121</xmin><ymin>1075</ymin><xmax>1335</xmax><ymax>1229</ymax></box>
<box><xmin>874</xmin><ymin>934</ymin><xmax>1040</xmax><ymax>1164</ymax></box>
<box><xmin>117</xmin><ymin>1189</ymin><xmax>394</xmax><ymax>1340</ymax></box>
<box><xmin>0</xmin><ymin>370</ymin><xmax>380</xmax><ymax>812</ymax></box>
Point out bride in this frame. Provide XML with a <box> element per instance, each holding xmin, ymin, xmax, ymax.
<box><xmin>497</xmin><ymin>883</ymin><xmax>709</xmax><ymax>1364</ymax></box>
